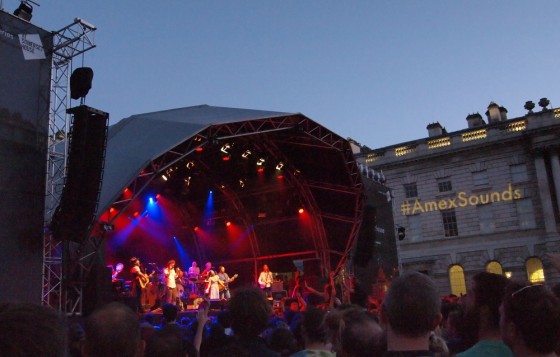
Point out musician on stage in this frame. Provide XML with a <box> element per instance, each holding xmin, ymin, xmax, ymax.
<box><xmin>164</xmin><ymin>260</ymin><xmax>179</xmax><ymax>307</ymax></box>
<box><xmin>129</xmin><ymin>257</ymin><xmax>147</xmax><ymax>313</ymax></box>
<box><xmin>205</xmin><ymin>270</ymin><xmax>224</xmax><ymax>300</ymax></box>
<box><xmin>200</xmin><ymin>261</ymin><xmax>213</xmax><ymax>279</ymax></box>
<box><xmin>187</xmin><ymin>261</ymin><xmax>200</xmax><ymax>295</ymax></box>
<box><xmin>258</xmin><ymin>264</ymin><xmax>274</xmax><ymax>298</ymax></box>
<box><xmin>217</xmin><ymin>265</ymin><xmax>237</xmax><ymax>300</ymax></box>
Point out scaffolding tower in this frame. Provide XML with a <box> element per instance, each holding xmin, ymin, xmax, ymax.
<box><xmin>42</xmin><ymin>18</ymin><xmax>96</xmax><ymax>313</ymax></box>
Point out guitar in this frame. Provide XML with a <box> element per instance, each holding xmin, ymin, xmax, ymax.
<box><xmin>138</xmin><ymin>270</ymin><xmax>155</xmax><ymax>289</ymax></box>
<box><xmin>219</xmin><ymin>274</ymin><xmax>238</xmax><ymax>292</ymax></box>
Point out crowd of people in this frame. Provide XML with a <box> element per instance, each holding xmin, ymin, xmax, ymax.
<box><xmin>1</xmin><ymin>270</ymin><xmax>560</xmax><ymax>357</ymax></box>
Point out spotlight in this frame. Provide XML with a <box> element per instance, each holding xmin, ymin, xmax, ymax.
<box><xmin>242</xmin><ymin>150</ymin><xmax>252</xmax><ymax>159</ymax></box>
<box><xmin>194</xmin><ymin>226</ymin><xmax>199</xmax><ymax>232</ymax></box>
<box><xmin>161</xmin><ymin>174</ymin><xmax>168</xmax><ymax>181</ymax></box>
<box><xmin>225</xmin><ymin>221</ymin><xmax>232</xmax><ymax>227</ymax></box>
<box><xmin>256</xmin><ymin>158</ymin><xmax>265</xmax><ymax>166</ymax></box>
<box><xmin>221</xmin><ymin>143</ymin><xmax>231</xmax><ymax>154</ymax></box>
<box><xmin>298</xmin><ymin>208</ymin><xmax>305</xmax><ymax>214</ymax></box>
<box><xmin>276</xmin><ymin>162</ymin><xmax>284</xmax><ymax>170</ymax></box>
<box><xmin>195</xmin><ymin>147</ymin><xmax>203</xmax><ymax>152</ymax></box>
<box><xmin>222</xmin><ymin>153</ymin><xmax>231</xmax><ymax>161</ymax></box>
<box><xmin>239</xmin><ymin>179</ymin><xmax>245</xmax><ymax>188</ymax></box>
<box><xmin>397</xmin><ymin>226</ymin><xmax>406</xmax><ymax>240</ymax></box>
<box><xmin>14</xmin><ymin>1</ymin><xmax>33</xmax><ymax>21</ymax></box>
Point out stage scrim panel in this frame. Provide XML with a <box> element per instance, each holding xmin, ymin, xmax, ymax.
<box><xmin>0</xmin><ymin>10</ymin><xmax>53</xmax><ymax>303</ymax></box>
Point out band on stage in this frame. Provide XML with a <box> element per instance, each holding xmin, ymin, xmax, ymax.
<box><xmin>123</xmin><ymin>258</ymin><xmax>244</xmax><ymax>313</ymax></box>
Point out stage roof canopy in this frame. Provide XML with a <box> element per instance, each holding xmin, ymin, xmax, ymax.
<box><xmin>97</xmin><ymin>105</ymin><xmax>365</xmax><ymax>276</ymax></box>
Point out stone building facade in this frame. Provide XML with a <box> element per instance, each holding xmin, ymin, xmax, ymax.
<box><xmin>354</xmin><ymin>100</ymin><xmax>560</xmax><ymax>296</ymax></box>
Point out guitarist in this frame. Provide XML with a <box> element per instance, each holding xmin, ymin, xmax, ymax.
<box><xmin>217</xmin><ymin>266</ymin><xmax>238</xmax><ymax>300</ymax></box>
<box><xmin>129</xmin><ymin>257</ymin><xmax>151</xmax><ymax>313</ymax></box>
<box><xmin>258</xmin><ymin>264</ymin><xmax>274</xmax><ymax>299</ymax></box>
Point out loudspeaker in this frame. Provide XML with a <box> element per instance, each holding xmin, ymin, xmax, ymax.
<box><xmin>272</xmin><ymin>290</ymin><xmax>287</xmax><ymax>301</ymax></box>
<box><xmin>83</xmin><ymin>266</ymin><xmax>113</xmax><ymax>316</ymax></box>
<box><xmin>271</xmin><ymin>281</ymin><xmax>283</xmax><ymax>292</ymax></box>
<box><xmin>209</xmin><ymin>299</ymin><xmax>224</xmax><ymax>310</ymax></box>
<box><xmin>70</xmin><ymin>67</ymin><xmax>94</xmax><ymax>100</ymax></box>
<box><xmin>50</xmin><ymin>106</ymin><xmax>109</xmax><ymax>242</ymax></box>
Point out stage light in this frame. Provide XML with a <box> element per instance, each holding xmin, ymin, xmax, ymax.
<box><xmin>194</xmin><ymin>226</ymin><xmax>199</xmax><ymax>232</ymax></box>
<box><xmin>133</xmin><ymin>211</ymin><xmax>139</xmax><ymax>218</ymax></box>
<box><xmin>222</xmin><ymin>153</ymin><xmax>231</xmax><ymax>161</ymax></box>
<box><xmin>239</xmin><ymin>179</ymin><xmax>245</xmax><ymax>188</ymax></box>
<box><xmin>221</xmin><ymin>143</ymin><xmax>231</xmax><ymax>154</ymax></box>
<box><xmin>276</xmin><ymin>162</ymin><xmax>284</xmax><ymax>170</ymax></box>
<box><xmin>298</xmin><ymin>208</ymin><xmax>305</xmax><ymax>214</ymax></box>
<box><xmin>226</xmin><ymin>221</ymin><xmax>232</xmax><ymax>227</ymax></box>
<box><xmin>242</xmin><ymin>150</ymin><xmax>252</xmax><ymax>159</ymax></box>
<box><xmin>195</xmin><ymin>147</ymin><xmax>203</xmax><ymax>152</ymax></box>
<box><xmin>257</xmin><ymin>167</ymin><xmax>264</xmax><ymax>173</ymax></box>
<box><xmin>109</xmin><ymin>207</ymin><xmax>115</xmax><ymax>213</ymax></box>
<box><xmin>161</xmin><ymin>174</ymin><xmax>168</xmax><ymax>181</ymax></box>
<box><xmin>14</xmin><ymin>1</ymin><xmax>33</xmax><ymax>21</ymax></box>
<box><xmin>186</xmin><ymin>161</ymin><xmax>195</xmax><ymax>169</ymax></box>
<box><xmin>277</xmin><ymin>174</ymin><xmax>284</xmax><ymax>179</ymax></box>
<box><xmin>184</xmin><ymin>176</ymin><xmax>191</xmax><ymax>187</ymax></box>
<box><xmin>257</xmin><ymin>158</ymin><xmax>265</xmax><ymax>166</ymax></box>
<box><xmin>156</xmin><ymin>194</ymin><xmax>161</xmax><ymax>200</ymax></box>
<box><xmin>148</xmin><ymin>196</ymin><xmax>155</xmax><ymax>204</ymax></box>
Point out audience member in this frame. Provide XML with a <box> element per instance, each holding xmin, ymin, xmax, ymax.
<box><xmin>0</xmin><ymin>302</ymin><xmax>67</xmax><ymax>357</ymax></box>
<box><xmin>228</xmin><ymin>286</ymin><xmax>279</xmax><ymax>356</ymax></box>
<box><xmin>500</xmin><ymin>282</ymin><xmax>560</xmax><ymax>357</ymax></box>
<box><xmin>457</xmin><ymin>272</ymin><xmax>512</xmax><ymax>357</ymax></box>
<box><xmin>381</xmin><ymin>271</ymin><xmax>442</xmax><ymax>356</ymax></box>
<box><xmin>290</xmin><ymin>308</ymin><xmax>334</xmax><ymax>357</ymax></box>
<box><xmin>326</xmin><ymin>304</ymin><xmax>384</xmax><ymax>356</ymax></box>
<box><xmin>82</xmin><ymin>302</ymin><xmax>145</xmax><ymax>357</ymax></box>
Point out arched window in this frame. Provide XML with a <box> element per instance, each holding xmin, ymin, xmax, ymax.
<box><xmin>449</xmin><ymin>265</ymin><xmax>467</xmax><ymax>296</ymax></box>
<box><xmin>486</xmin><ymin>261</ymin><xmax>503</xmax><ymax>275</ymax></box>
<box><xmin>526</xmin><ymin>257</ymin><xmax>545</xmax><ymax>283</ymax></box>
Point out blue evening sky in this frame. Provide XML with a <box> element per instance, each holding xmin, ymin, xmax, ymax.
<box><xmin>4</xmin><ymin>1</ymin><xmax>559</xmax><ymax>148</ymax></box>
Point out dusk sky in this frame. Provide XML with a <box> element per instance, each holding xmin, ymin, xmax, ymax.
<box><xmin>5</xmin><ymin>0</ymin><xmax>559</xmax><ymax>148</ymax></box>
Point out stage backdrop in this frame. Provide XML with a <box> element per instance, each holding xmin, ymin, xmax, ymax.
<box><xmin>0</xmin><ymin>9</ymin><xmax>53</xmax><ymax>303</ymax></box>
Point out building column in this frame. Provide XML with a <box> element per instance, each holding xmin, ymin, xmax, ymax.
<box><xmin>550</xmin><ymin>151</ymin><xmax>560</xmax><ymax>213</ymax></box>
<box><xmin>534</xmin><ymin>152</ymin><xmax>557</xmax><ymax>234</ymax></box>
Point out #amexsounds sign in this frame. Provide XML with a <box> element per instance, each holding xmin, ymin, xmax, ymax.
<box><xmin>400</xmin><ymin>184</ymin><xmax>522</xmax><ymax>216</ymax></box>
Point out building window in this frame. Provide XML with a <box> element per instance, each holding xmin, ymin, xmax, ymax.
<box><xmin>442</xmin><ymin>209</ymin><xmax>458</xmax><ymax>237</ymax></box>
<box><xmin>516</xmin><ymin>199</ymin><xmax>536</xmax><ymax>229</ymax></box>
<box><xmin>510</xmin><ymin>164</ymin><xmax>528</xmax><ymax>183</ymax></box>
<box><xmin>486</xmin><ymin>261</ymin><xmax>503</xmax><ymax>275</ymax></box>
<box><xmin>472</xmin><ymin>170</ymin><xmax>489</xmax><ymax>186</ymax></box>
<box><xmin>449</xmin><ymin>265</ymin><xmax>467</xmax><ymax>296</ymax></box>
<box><xmin>526</xmin><ymin>257</ymin><xmax>545</xmax><ymax>283</ymax></box>
<box><xmin>404</xmin><ymin>183</ymin><xmax>418</xmax><ymax>198</ymax></box>
<box><xmin>477</xmin><ymin>204</ymin><xmax>495</xmax><ymax>233</ymax></box>
<box><xmin>407</xmin><ymin>214</ymin><xmax>422</xmax><ymax>242</ymax></box>
<box><xmin>437</xmin><ymin>179</ymin><xmax>453</xmax><ymax>193</ymax></box>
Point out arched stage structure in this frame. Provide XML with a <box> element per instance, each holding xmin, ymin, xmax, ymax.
<box><xmin>97</xmin><ymin>105</ymin><xmax>366</xmax><ymax>286</ymax></box>
<box><xmin>54</xmin><ymin>105</ymin><xmax>397</xmax><ymax>314</ymax></box>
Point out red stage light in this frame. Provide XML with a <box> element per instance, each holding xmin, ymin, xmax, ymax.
<box><xmin>133</xmin><ymin>211</ymin><xmax>139</xmax><ymax>218</ymax></box>
<box><xmin>277</xmin><ymin>174</ymin><xmax>284</xmax><ymax>179</ymax></box>
<box><xmin>109</xmin><ymin>207</ymin><xmax>115</xmax><ymax>213</ymax></box>
<box><xmin>226</xmin><ymin>221</ymin><xmax>231</xmax><ymax>227</ymax></box>
<box><xmin>195</xmin><ymin>147</ymin><xmax>203</xmax><ymax>152</ymax></box>
<box><xmin>155</xmin><ymin>194</ymin><xmax>161</xmax><ymax>200</ymax></box>
<box><xmin>194</xmin><ymin>226</ymin><xmax>199</xmax><ymax>231</ymax></box>
<box><xmin>222</xmin><ymin>155</ymin><xmax>230</xmax><ymax>161</ymax></box>
<box><xmin>257</xmin><ymin>167</ymin><xmax>264</xmax><ymax>173</ymax></box>
<box><xmin>298</xmin><ymin>208</ymin><xmax>304</xmax><ymax>214</ymax></box>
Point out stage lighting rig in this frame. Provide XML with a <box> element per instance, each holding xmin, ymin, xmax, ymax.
<box><xmin>13</xmin><ymin>0</ymin><xmax>38</xmax><ymax>21</ymax></box>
